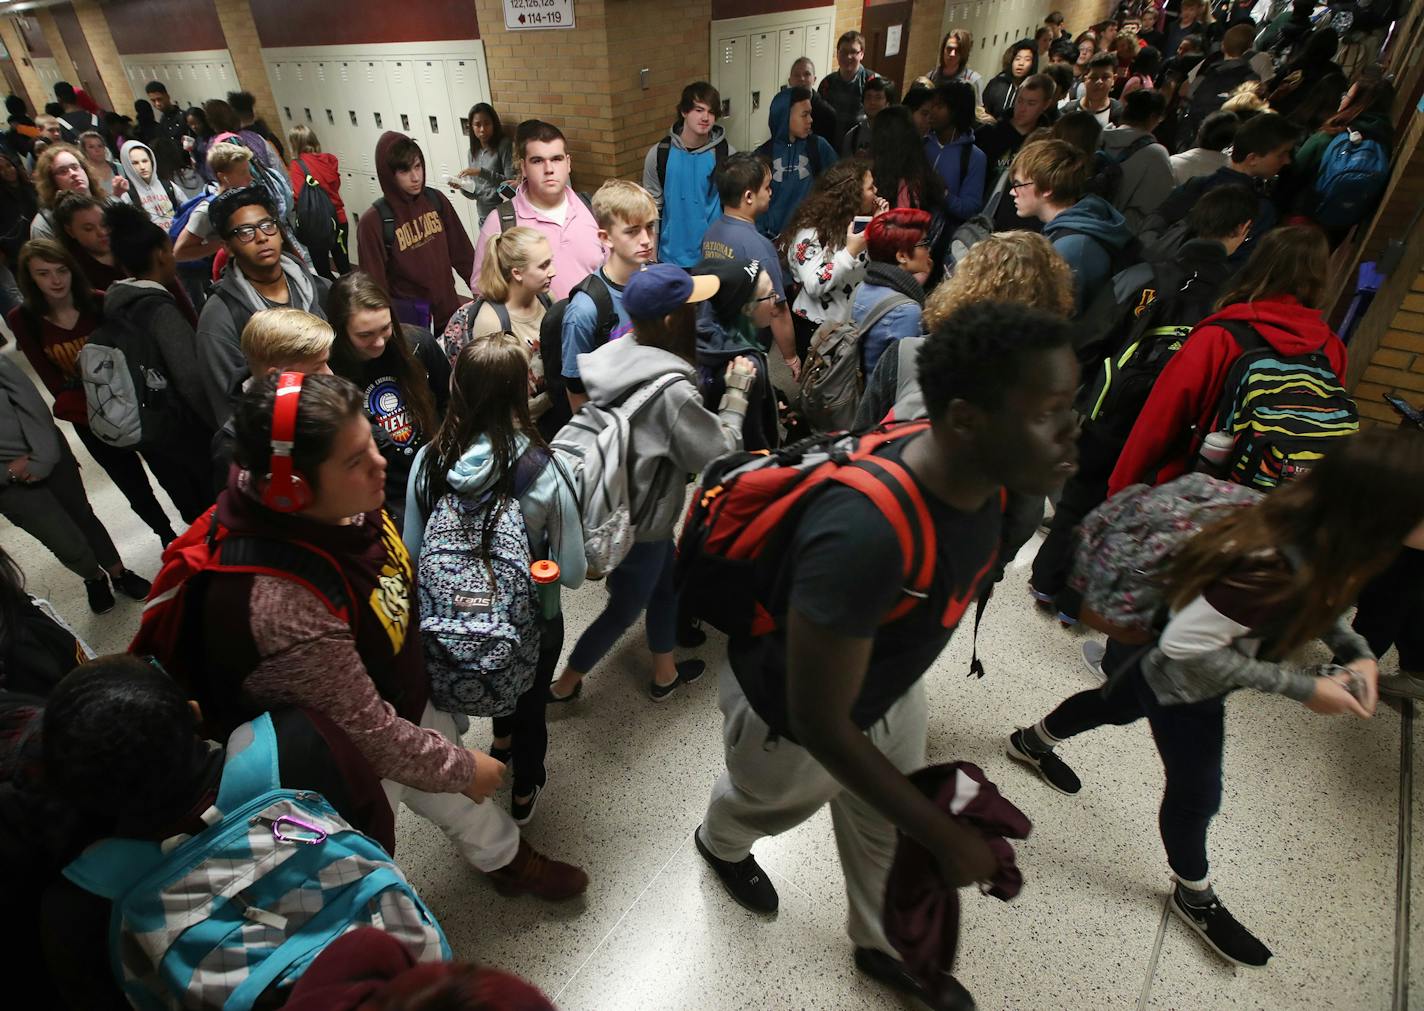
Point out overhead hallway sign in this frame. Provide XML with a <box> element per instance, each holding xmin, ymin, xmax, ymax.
<box><xmin>505</xmin><ymin>0</ymin><xmax>575</xmax><ymax>29</ymax></box>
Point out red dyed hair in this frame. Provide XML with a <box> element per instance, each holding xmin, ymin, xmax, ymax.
<box><xmin>865</xmin><ymin>207</ymin><xmax>932</xmax><ymax>264</ymax></box>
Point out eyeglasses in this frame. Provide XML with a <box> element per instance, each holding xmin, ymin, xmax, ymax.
<box><xmin>1009</xmin><ymin>180</ymin><xmax>1033</xmax><ymax>191</ymax></box>
<box><xmin>915</xmin><ymin>239</ymin><xmax>931</xmax><ymax>249</ymax></box>
<box><xmin>752</xmin><ymin>294</ymin><xmax>778</xmax><ymax>304</ymax></box>
<box><xmin>226</xmin><ymin>218</ymin><xmax>280</xmax><ymax>243</ymax></box>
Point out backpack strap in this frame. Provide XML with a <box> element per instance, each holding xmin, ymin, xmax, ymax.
<box><xmin>497</xmin><ymin>198</ymin><xmax>517</xmax><ymax>233</ymax></box>
<box><xmin>375</xmin><ymin>196</ymin><xmax>396</xmax><ymax>253</ymax></box>
<box><xmin>829</xmin><ymin>453</ymin><xmax>937</xmax><ymax>622</ymax></box>
<box><xmin>958</xmin><ymin>142</ymin><xmax>972</xmax><ymax>184</ymax></box>
<box><xmin>656</xmin><ymin>136</ymin><xmax>672</xmax><ymax>188</ymax></box>
<box><xmin>214</xmin><ymin>713</ymin><xmax>281</xmax><ymax>812</ymax></box>
<box><xmin>860</xmin><ymin>293</ymin><xmax>916</xmax><ymax>335</ymax></box>
<box><xmin>485</xmin><ymin>298</ymin><xmax>513</xmax><ymax>333</ymax></box>
<box><xmin>212</xmin><ymin>533</ymin><xmax>356</xmax><ymax>629</ymax></box>
<box><xmin>576</xmin><ymin>272</ymin><xmax>620</xmax><ymax>343</ymax></box>
<box><xmin>1215</xmin><ymin>318</ymin><xmax>1269</xmax><ymax>354</ymax></box>
<box><xmin>1115</xmin><ymin>134</ymin><xmax>1156</xmax><ymax>164</ymax></box>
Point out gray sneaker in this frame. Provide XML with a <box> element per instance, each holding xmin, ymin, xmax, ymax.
<box><xmin>1379</xmin><ymin>672</ymin><xmax>1424</xmax><ymax>701</ymax></box>
<box><xmin>1081</xmin><ymin>641</ymin><xmax>1106</xmax><ymax>680</ymax></box>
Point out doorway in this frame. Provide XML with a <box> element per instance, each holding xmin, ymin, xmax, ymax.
<box><xmin>862</xmin><ymin>0</ymin><xmax>912</xmax><ymax>90</ymax></box>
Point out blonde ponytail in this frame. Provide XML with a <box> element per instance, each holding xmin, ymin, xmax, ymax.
<box><xmin>478</xmin><ymin>226</ymin><xmax>547</xmax><ymax>304</ymax></box>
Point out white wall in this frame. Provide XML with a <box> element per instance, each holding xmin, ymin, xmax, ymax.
<box><xmin>941</xmin><ymin>0</ymin><xmax>1046</xmax><ymax>82</ymax></box>
<box><xmin>710</xmin><ymin>8</ymin><xmax>836</xmax><ymax>153</ymax></box>
<box><xmin>120</xmin><ymin>50</ymin><xmax>240</xmax><ymax>112</ymax></box>
<box><xmin>261</xmin><ymin>40</ymin><xmax>493</xmax><ymax>268</ymax></box>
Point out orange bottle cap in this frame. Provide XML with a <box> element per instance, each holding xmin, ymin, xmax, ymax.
<box><xmin>530</xmin><ymin>560</ymin><xmax>560</xmax><ymax>583</ymax></box>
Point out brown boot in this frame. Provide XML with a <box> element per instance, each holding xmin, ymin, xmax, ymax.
<box><xmin>487</xmin><ymin>838</ymin><xmax>589</xmax><ymax>900</ymax></box>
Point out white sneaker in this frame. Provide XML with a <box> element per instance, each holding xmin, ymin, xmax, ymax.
<box><xmin>1081</xmin><ymin>641</ymin><xmax>1106</xmax><ymax>680</ymax></box>
<box><xmin>1379</xmin><ymin>672</ymin><xmax>1424</xmax><ymax>701</ymax></box>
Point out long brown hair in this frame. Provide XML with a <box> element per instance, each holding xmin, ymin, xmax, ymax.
<box><xmin>1215</xmin><ymin>226</ymin><xmax>1329</xmax><ymax>311</ymax></box>
<box><xmin>16</xmin><ymin>238</ymin><xmax>101</xmax><ymax>322</ymax></box>
<box><xmin>631</xmin><ymin>304</ymin><xmax>699</xmax><ymax>365</ymax></box>
<box><xmin>326</xmin><ymin>272</ymin><xmax>438</xmax><ymax>442</ymax></box>
<box><xmin>1166</xmin><ymin>426</ymin><xmax>1424</xmax><ymax>655</ymax></box>
<box><xmin>1318</xmin><ymin>74</ymin><xmax>1395</xmax><ymax>136</ymax></box>
<box><xmin>778</xmin><ymin>157</ymin><xmax>871</xmax><ymax>253</ymax></box>
<box><xmin>33</xmin><ymin>143</ymin><xmax>103</xmax><ymax>209</ymax></box>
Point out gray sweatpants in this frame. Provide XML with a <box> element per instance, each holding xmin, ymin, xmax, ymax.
<box><xmin>700</xmin><ymin>672</ymin><xmax>928</xmax><ymax>955</ymax></box>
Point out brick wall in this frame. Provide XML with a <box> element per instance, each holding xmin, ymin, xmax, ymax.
<box><xmin>1354</xmin><ymin>270</ymin><xmax>1424</xmax><ymax>426</ymax></box>
<box><xmin>34</xmin><ymin>9</ymin><xmax>78</xmax><ymax>87</ymax></box>
<box><xmin>71</xmin><ymin>0</ymin><xmax>134</xmax><ymax>110</ymax></box>
<box><xmin>211</xmin><ymin>0</ymin><xmax>282</xmax><ymax>137</ymax></box>
<box><xmin>905</xmin><ymin>0</ymin><xmax>942</xmax><ymax>85</ymax></box>
<box><xmin>0</xmin><ymin>18</ymin><xmax>47</xmax><ymax>112</ymax></box>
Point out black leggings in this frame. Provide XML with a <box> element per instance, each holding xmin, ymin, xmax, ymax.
<box><xmin>491</xmin><ymin>611</ymin><xmax>563</xmax><ymax>796</ymax></box>
<box><xmin>1042</xmin><ymin>640</ymin><xmax>1225</xmax><ymax>882</ymax></box>
<box><xmin>1351</xmin><ymin>547</ymin><xmax>1424</xmax><ymax>672</ymax></box>
<box><xmin>73</xmin><ymin>424</ymin><xmax>174</xmax><ymax>539</ymax></box>
<box><xmin>1030</xmin><ymin>425</ymin><xmax>1120</xmax><ymax>617</ymax></box>
<box><xmin>141</xmin><ymin>426</ymin><xmax>217</xmax><ymax>523</ymax></box>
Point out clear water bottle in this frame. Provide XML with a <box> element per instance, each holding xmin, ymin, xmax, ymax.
<box><xmin>1197</xmin><ymin>431</ymin><xmax>1234</xmax><ymax>477</ymax></box>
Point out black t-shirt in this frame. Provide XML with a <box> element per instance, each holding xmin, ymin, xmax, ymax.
<box><xmin>730</xmin><ymin>438</ymin><xmax>1003</xmax><ymax>737</ymax></box>
<box><xmin>974</xmin><ymin>120</ymin><xmax>1032</xmax><ymax>198</ymax></box>
<box><xmin>357</xmin><ymin>326</ymin><xmax>451</xmax><ymax>523</ymax></box>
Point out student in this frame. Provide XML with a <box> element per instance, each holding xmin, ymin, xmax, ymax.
<box><xmin>1009</xmin><ymin>427</ymin><xmax>1424</xmax><ymax>969</ymax></box>
<box><xmin>287</xmin><ymin>124</ymin><xmax>349</xmax><ymax>276</ymax></box>
<box><xmin>690</xmin><ymin>257</ymin><xmax>780</xmax><ymax>450</ymax></box>
<box><xmin>173</xmin><ymin>142</ymin><xmax>255</xmax><ymax>262</ymax></box>
<box><xmin>1060</xmin><ymin>53</ymin><xmax>1122</xmax><ymax>127</ymax></box>
<box><xmin>203</xmin><ymin>98</ymin><xmax>275</xmax><ymax>169</ymax></box>
<box><xmin>196</xmin><ymin>185</ymin><xmax>332</xmax><ymax>424</ymax></box>
<box><xmin>186</xmin><ymin>106</ymin><xmax>216</xmax><ymax>184</ymax></box>
<box><xmin>1169</xmin><ymin>110</ymin><xmax>1238</xmax><ymax>184</ymax></box>
<box><xmin>443</xmin><ymin>226</ymin><xmax>557</xmax><ymax>424</ymax></box>
<box><xmin>870</xmin><ymin>105</ymin><xmax>947</xmax><ymax>226</ymax></box>
<box><xmin>471</xmin><ymin>120</ymin><xmax>602</xmax><ymax>303</ymax></box>
<box><xmin>199</xmin><ymin>371</ymin><xmax>589</xmax><ymax>899</ymax></box>
<box><xmin>924</xmin><ymin>81</ymin><xmax>987</xmax><ymax>233</ymax></box>
<box><xmin>49</xmin><ymin>190</ymin><xmax>125</xmax><ymax>292</ymax></box>
<box><xmin>0</xmin><ymin>152</ymin><xmax>37</xmax><ymax>314</ymax></box>
<box><xmin>52</xmin><ymin>82</ymin><xmax>99</xmax><ymax>137</ymax></box>
<box><xmin>818</xmin><ymin>31</ymin><xmax>884</xmax><ymax>147</ymax></box>
<box><xmin>1179</xmin><ymin>24</ymin><xmax>1261</xmax><ymax>140</ymax></box>
<box><xmin>1045</xmin><ymin>9</ymin><xmax>1070</xmax><ymax>42</ymax></box>
<box><xmin>785</xmin><ymin>57</ymin><xmax>840</xmax><ymax>147</ymax></box>
<box><xmin>700</xmin><ymin>153</ymin><xmax>799</xmax><ymax>378</ymax></box>
<box><xmin>929</xmin><ymin>29</ymin><xmax>984</xmax><ymax>104</ymax></box>
<box><xmin>1100</xmin><ymin>90</ymin><xmax>1174</xmax><ymax>229</ymax></box>
<box><xmin>450</xmin><ymin>102</ymin><xmax>516</xmax><ymax>223</ymax></box>
<box><xmin>983</xmin><ymin>40</ymin><xmax>1040</xmax><ymax>121</ymax></box>
<box><xmin>118</xmin><ymin>139</ymin><xmax>180</xmax><ymax>232</ymax></box>
<box><xmin>780</xmin><ymin>159</ymin><xmax>884</xmax><ymax>355</ymax></box>
<box><xmin>1120</xmin><ymin>45</ymin><xmax>1163</xmax><ymax>97</ymax></box>
<box><xmin>1165</xmin><ymin>0</ymin><xmax>1208</xmax><ymax>55</ymax></box>
<box><xmin>1144</xmin><ymin>111</ymin><xmax>1298</xmax><ymax>263</ymax></box>
<box><xmin>1110</xmin><ymin>226</ymin><xmax>1346</xmax><ymax>495</ymax></box>
<box><xmin>1293</xmin><ymin>75</ymin><xmax>1395</xmax><ymax>225</ymax></box>
<box><xmin>32</xmin><ymin>656</ymin><xmax>395</xmax><ymax>1008</ymax></box>
<box><xmin>1137</xmin><ymin>7</ymin><xmax>1166</xmax><ymax>50</ymax></box>
<box><xmin>902</xmin><ymin>83</ymin><xmax>938</xmax><ymax>139</ymax></box>
<box><xmin>355</xmin><ymin>132</ymin><xmax>474</xmax><ymax>334</ymax></box>
<box><xmin>1009</xmin><ymin>139</ymin><xmax>1134</xmax><ymax>314</ymax></box>
<box><xmin>1031</xmin><ymin>184</ymin><xmax>1258</xmax><ymax>620</ymax></box>
<box><xmin>144</xmin><ymin>80</ymin><xmax>189</xmax><ymax>149</ymax></box>
<box><xmin>0</xmin><ymin>356</ymin><xmax>149</xmax><ymax>612</ymax></box>
<box><xmin>549</xmin><ymin>264</ymin><xmax>752</xmax><ymax>703</ymax></box>
<box><xmin>695</xmin><ymin>300</ymin><xmax>1080</xmax><ymax>1007</ymax></box>
<box><xmin>77</xmin><ymin>131</ymin><xmax>122</xmax><ymax>199</ymax></box>
<box><xmin>643</xmin><ymin>82</ymin><xmax>732</xmax><ymax>268</ymax></box>
<box><xmin>8</xmin><ymin>238</ymin><xmax>179</xmax><ymax>545</ymax></box>
<box><xmin>227</xmin><ymin>90</ymin><xmax>286</xmax><ymax>163</ymax></box>
<box><xmin>841</xmin><ymin>76</ymin><xmax>892</xmax><ymax>157</ymax></box>
<box><xmin>974</xmin><ymin>74</ymin><xmax>1057</xmax><ymax>190</ymax></box>
<box><xmin>211</xmin><ymin>307</ymin><xmax>334</xmax><ymax>493</ymax></box>
<box><xmin>327</xmin><ymin>271</ymin><xmax>448</xmax><ymax>526</ymax></box>
<box><xmin>100</xmin><ymin>201</ymin><xmax>216</xmax><ymax>520</ymax></box>
<box><xmin>29</xmin><ymin>143</ymin><xmax>105</xmax><ymax>240</ymax></box>
<box><xmin>756</xmin><ymin>86</ymin><xmax>839</xmax><ymax>240</ymax></box>
<box><xmin>405</xmin><ymin>334</ymin><xmax>586</xmax><ymax>824</ymax></box>
<box><xmin>1263</xmin><ymin>26</ymin><xmax>1345</xmax><ymax>130</ymax></box>
<box><xmin>559</xmin><ymin>179</ymin><xmax>657</xmax><ymax>410</ymax></box>
<box><xmin>851</xmin><ymin>208</ymin><xmax>931</xmax><ymax>376</ymax></box>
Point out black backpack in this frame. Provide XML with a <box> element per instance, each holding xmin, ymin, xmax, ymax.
<box><xmin>1180</xmin><ymin>59</ymin><xmax>1258</xmax><ymax>143</ymax></box>
<box><xmin>536</xmin><ymin>274</ymin><xmax>618</xmax><ymax>436</ymax></box>
<box><xmin>655</xmin><ymin>131</ymin><xmax>730</xmax><ymax>194</ymax></box>
<box><xmin>1087</xmin><ymin>135</ymin><xmax>1158</xmax><ymax>204</ymax></box>
<box><xmin>292</xmin><ymin>156</ymin><xmax>337</xmax><ymax>254</ymax></box>
<box><xmin>372</xmin><ymin>188</ymin><xmax>436</xmax><ymax>253</ymax></box>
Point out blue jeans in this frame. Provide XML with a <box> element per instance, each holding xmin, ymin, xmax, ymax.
<box><xmin>567</xmin><ymin>540</ymin><xmax>677</xmax><ymax>672</ymax></box>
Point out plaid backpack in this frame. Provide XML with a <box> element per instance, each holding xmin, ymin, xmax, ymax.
<box><xmin>1068</xmin><ymin>473</ymin><xmax>1262</xmax><ymax>643</ymax></box>
<box><xmin>63</xmin><ymin>713</ymin><xmax>448</xmax><ymax>1011</ymax></box>
<box><xmin>1208</xmin><ymin>321</ymin><xmax>1358</xmax><ymax>489</ymax></box>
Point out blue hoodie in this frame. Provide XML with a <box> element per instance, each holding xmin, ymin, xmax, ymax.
<box><xmin>924</xmin><ymin>131</ymin><xmax>987</xmax><ymax>227</ymax></box>
<box><xmin>755</xmin><ymin>88</ymin><xmax>839</xmax><ymax>239</ymax></box>
<box><xmin>1041</xmin><ymin>195</ymin><xmax>1135</xmax><ymax>314</ymax></box>
<box><xmin>641</xmin><ymin>121</ymin><xmax>731</xmax><ymax>268</ymax></box>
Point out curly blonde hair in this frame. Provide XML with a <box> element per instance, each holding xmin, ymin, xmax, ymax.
<box><xmin>33</xmin><ymin>143</ymin><xmax>103</xmax><ymax>210</ymax></box>
<box><xmin>924</xmin><ymin>231</ymin><xmax>1074</xmax><ymax>329</ymax></box>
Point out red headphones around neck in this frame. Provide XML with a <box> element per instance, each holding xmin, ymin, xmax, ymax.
<box><xmin>260</xmin><ymin>371</ymin><xmax>314</xmax><ymax>513</ymax></box>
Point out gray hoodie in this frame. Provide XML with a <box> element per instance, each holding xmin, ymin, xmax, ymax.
<box><xmin>576</xmin><ymin>339</ymin><xmax>744</xmax><ymax>541</ymax></box>
<box><xmin>0</xmin><ymin>356</ymin><xmax>61</xmax><ymax>479</ymax></box>
<box><xmin>1099</xmin><ymin>126</ymin><xmax>1176</xmax><ymax>232</ymax></box>
<box><xmin>196</xmin><ymin>255</ymin><xmax>331</xmax><ymax>426</ymax></box>
<box><xmin>104</xmin><ymin>278</ymin><xmax>216</xmax><ymax>430</ymax></box>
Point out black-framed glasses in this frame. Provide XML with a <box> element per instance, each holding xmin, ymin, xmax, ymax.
<box><xmin>1009</xmin><ymin>179</ymin><xmax>1033</xmax><ymax>192</ymax></box>
<box><xmin>752</xmin><ymin>293</ymin><xmax>778</xmax><ymax>304</ymax></box>
<box><xmin>226</xmin><ymin>218</ymin><xmax>280</xmax><ymax>243</ymax></box>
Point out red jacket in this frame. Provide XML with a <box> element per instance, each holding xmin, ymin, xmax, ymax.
<box><xmin>1108</xmin><ymin>295</ymin><xmax>1349</xmax><ymax>496</ymax></box>
<box><xmin>289</xmin><ymin>151</ymin><xmax>347</xmax><ymax>223</ymax></box>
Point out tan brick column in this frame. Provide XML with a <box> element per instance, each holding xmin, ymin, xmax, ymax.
<box><xmin>0</xmin><ymin>17</ymin><xmax>48</xmax><ymax>112</ymax></box>
<box><xmin>33</xmin><ymin>9</ymin><xmax>77</xmax><ymax>86</ymax></box>
<box><xmin>831</xmin><ymin>0</ymin><xmax>861</xmax><ymax>48</ymax></box>
<box><xmin>71</xmin><ymin>0</ymin><xmax>134</xmax><ymax>110</ymax></box>
<box><xmin>905</xmin><ymin>0</ymin><xmax>942</xmax><ymax>85</ymax></box>
<box><xmin>211</xmin><ymin>0</ymin><xmax>281</xmax><ymax>131</ymax></box>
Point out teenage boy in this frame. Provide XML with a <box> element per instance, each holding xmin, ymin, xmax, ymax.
<box><xmin>354</xmin><ymin>132</ymin><xmax>473</xmax><ymax>334</ymax></box>
<box><xmin>974</xmin><ymin>74</ymin><xmax>1056</xmax><ymax>192</ymax></box>
<box><xmin>818</xmin><ymin>31</ymin><xmax>884</xmax><ymax>148</ymax></box>
<box><xmin>173</xmin><ymin>142</ymin><xmax>255</xmax><ymax>261</ymax></box>
<box><xmin>1100</xmin><ymin>90</ymin><xmax>1174</xmax><ymax>230</ymax></box>
<box><xmin>1143</xmin><ymin>111</ymin><xmax>1298</xmax><ymax>263</ymax></box>
<box><xmin>196</xmin><ymin>186</ymin><xmax>331</xmax><ymax>424</ymax></box>
<box><xmin>787</xmin><ymin>57</ymin><xmax>839</xmax><ymax>146</ymax></box>
<box><xmin>1059</xmin><ymin>53</ymin><xmax>1121</xmax><ymax>128</ymax></box>
<box><xmin>145</xmin><ymin>80</ymin><xmax>189</xmax><ymax>148</ymax></box>
<box><xmin>756</xmin><ymin>86</ymin><xmax>839</xmax><ymax>239</ymax></box>
<box><xmin>643</xmin><ymin>82</ymin><xmax>733</xmax><ymax>269</ymax></box>
<box><xmin>227</xmin><ymin>89</ymin><xmax>286</xmax><ymax>162</ymax></box>
<box><xmin>842</xmin><ymin>76</ymin><xmax>893</xmax><ymax>157</ymax></box>
<box><xmin>53</xmin><ymin>82</ymin><xmax>99</xmax><ymax>137</ymax></box>
<box><xmin>1180</xmin><ymin>24</ymin><xmax>1261</xmax><ymax>134</ymax></box>
<box><xmin>695</xmin><ymin>300</ymin><xmax>1081</xmax><ymax>1006</ymax></box>
<box><xmin>560</xmin><ymin>180</ymin><xmax>658</xmax><ymax>411</ymax></box>
<box><xmin>1010</xmin><ymin>138</ymin><xmax>1134</xmax><ymax>314</ymax></box>
<box><xmin>701</xmin><ymin>153</ymin><xmax>800</xmax><ymax>377</ymax></box>
<box><xmin>472</xmin><ymin>120</ymin><xmax>603</xmax><ymax>302</ymax></box>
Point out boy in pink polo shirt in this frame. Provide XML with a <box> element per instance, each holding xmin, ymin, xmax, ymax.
<box><xmin>471</xmin><ymin>121</ymin><xmax>604</xmax><ymax>302</ymax></box>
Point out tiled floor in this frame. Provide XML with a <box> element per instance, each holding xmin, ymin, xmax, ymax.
<box><xmin>3</xmin><ymin>341</ymin><xmax>1415</xmax><ymax>1010</ymax></box>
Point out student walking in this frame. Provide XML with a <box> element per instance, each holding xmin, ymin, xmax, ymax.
<box><xmin>287</xmin><ymin>124</ymin><xmax>350</xmax><ymax>276</ymax></box>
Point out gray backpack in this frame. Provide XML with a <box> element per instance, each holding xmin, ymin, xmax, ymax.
<box><xmin>75</xmin><ymin>315</ymin><xmax>174</xmax><ymax>449</ymax></box>
<box><xmin>551</xmin><ymin>373</ymin><xmax>681</xmax><ymax>578</ymax></box>
<box><xmin>796</xmin><ymin>294</ymin><xmax>914</xmax><ymax>433</ymax></box>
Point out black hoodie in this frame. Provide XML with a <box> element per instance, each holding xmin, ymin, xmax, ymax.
<box><xmin>982</xmin><ymin>41</ymin><xmax>1039</xmax><ymax>120</ymax></box>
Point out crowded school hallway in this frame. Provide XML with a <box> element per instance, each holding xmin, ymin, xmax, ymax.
<box><xmin>2</xmin><ymin>0</ymin><xmax>1424</xmax><ymax>1008</ymax></box>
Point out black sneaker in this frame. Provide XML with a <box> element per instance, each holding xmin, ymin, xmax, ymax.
<box><xmin>511</xmin><ymin>782</ymin><xmax>542</xmax><ymax>826</ymax></box>
<box><xmin>113</xmin><ymin>569</ymin><xmax>152</xmax><ymax>600</ymax></box>
<box><xmin>1170</xmin><ymin>885</ymin><xmax>1273</xmax><ymax>968</ymax></box>
<box><xmin>649</xmin><ymin>660</ymin><xmax>706</xmax><ymax>702</ymax></box>
<box><xmin>85</xmin><ymin>575</ymin><xmax>115</xmax><ymax>614</ymax></box>
<box><xmin>694</xmin><ymin>825</ymin><xmax>778</xmax><ymax>914</ymax></box>
<box><xmin>489</xmin><ymin>743</ymin><xmax>513</xmax><ymax>767</ymax></box>
<box><xmin>678</xmin><ymin>617</ymin><xmax>708</xmax><ymax>648</ymax></box>
<box><xmin>853</xmin><ymin>947</ymin><xmax>976</xmax><ymax>1010</ymax></box>
<box><xmin>1006</xmin><ymin>728</ymin><xmax>1082</xmax><ymax>795</ymax></box>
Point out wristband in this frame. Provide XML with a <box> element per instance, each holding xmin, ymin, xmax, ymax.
<box><xmin>724</xmin><ymin>368</ymin><xmax>755</xmax><ymax>394</ymax></box>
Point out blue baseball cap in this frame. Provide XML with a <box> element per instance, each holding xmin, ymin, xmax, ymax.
<box><xmin>622</xmin><ymin>263</ymin><xmax>720</xmax><ymax>321</ymax></box>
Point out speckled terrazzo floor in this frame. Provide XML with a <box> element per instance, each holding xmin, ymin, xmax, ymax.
<box><xmin>4</xmin><ymin>339</ymin><xmax>1414</xmax><ymax>1011</ymax></box>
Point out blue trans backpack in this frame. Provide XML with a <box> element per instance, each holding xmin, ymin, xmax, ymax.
<box><xmin>62</xmin><ymin>713</ymin><xmax>449</xmax><ymax>1011</ymax></box>
<box><xmin>167</xmin><ymin>192</ymin><xmax>212</xmax><ymax>240</ymax></box>
<box><xmin>417</xmin><ymin>448</ymin><xmax>550</xmax><ymax>716</ymax></box>
<box><xmin>1313</xmin><ymin>130</ymin><xmax>1389</xmax><ymax>229</ymax></box>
